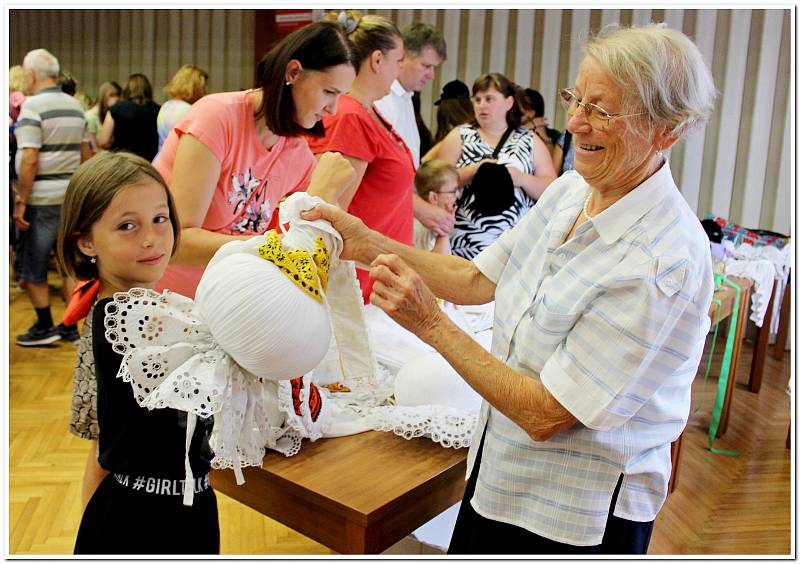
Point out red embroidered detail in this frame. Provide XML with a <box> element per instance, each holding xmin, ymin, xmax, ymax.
<box><xmin>290</xmin><ymin>377</ymin><xmax>322</xmax><ymax>423</ymax></box>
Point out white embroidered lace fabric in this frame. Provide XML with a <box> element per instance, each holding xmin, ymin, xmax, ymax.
<box><xmin>103</xmin><ymin>290</ymin><xmax>310</xmax><ymax>478</ymax></box>
<box><xmin>368</xmin><ymin>405</ymin><xmax>478</xmax><ymax>449</ymax></box>
<box><xmin>722</xmin><ymin>240</ymin><xmax>792</xmax><ymax>328</ymax></box>
<box><xmin>318</xmin><ymin>303</ymin><xmax>491</xmax><ymax>449</ymax></box>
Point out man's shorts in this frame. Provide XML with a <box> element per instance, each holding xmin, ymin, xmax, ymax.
<box><xmin>14</xmin><ymin>204</ymin><xmax>62</xmax><ymax>285</ymax></box>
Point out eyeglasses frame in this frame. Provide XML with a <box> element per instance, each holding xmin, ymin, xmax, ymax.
<box><xmin>559</xmin><ymin>88</ymin><xmax>643</xmax><ymax>127</ymax></box>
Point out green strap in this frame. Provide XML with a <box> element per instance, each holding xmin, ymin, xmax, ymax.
<box><xmin>693</xmin><ymin>297</ymin><xmax>722</xmax><ymax>415</ymax></box>
<box><xmin>707</xmin><ymin>274</ymin><xmax>741</xmax><ymax>456</ymax></box>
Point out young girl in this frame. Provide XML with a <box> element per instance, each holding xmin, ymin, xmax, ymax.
<box><xmin>57</xmin><ymin>151</ymin><xmax>219</xmax><ymax>554</ymax></box>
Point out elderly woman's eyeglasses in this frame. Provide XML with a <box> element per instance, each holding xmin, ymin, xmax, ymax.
<box><xmin>559</xmin><ymin>88</ymin><xmax>642</xmax><ymax>127</ymax></box>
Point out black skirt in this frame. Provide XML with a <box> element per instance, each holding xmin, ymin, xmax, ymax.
<box><xmin>74</xmin><ymin>473</ymin><xmax>220</xmax><ymax>555</ymax></box>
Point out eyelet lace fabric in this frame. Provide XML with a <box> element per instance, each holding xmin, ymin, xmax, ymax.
<box><xmin>103</xmin><ymin>289</ymin><xmax>297</xmax><ymax>474</ymax></box>
<box><xmin>368</xmin><ymin>405</ymin><xmax>478</xmax><ymax>449</ymax></box>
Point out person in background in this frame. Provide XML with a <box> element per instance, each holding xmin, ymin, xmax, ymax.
<box><xmin>59</xmin><ymin>70</ymin><xmax>78</xmax><ymax>96</ymax></box>
<box><xmin>412</xmin><ymin>159</ymin><xmax>460</xmax><ymax>255</ymax></box>
<box><xmin>9</xmin><ymin>65</ymin><xmax>28</xmax><ymax>125</ymax></box>
<box><xmin>553</xmin><ymin>129</ymin><xmax>575</xmax><ymax>175</ymax></box>
<box><xmin>9</xmin><ymin>64</ymin><xmax>28</xmax><ymax>282</ymax></box>
<box><xmin>422</xmin><ymin>79</ymin><xmax>474</xmax><ymax>163</ymax></box>
<box><xmin>520</xmin><ymin>87</ymin><xmax>560</xmax><ymax>162</ymax></box>
<box><xmin>374</xmin><ymin>22</ymin><xmax>452</xmax><ymax>242</ymax></box>
<box><xmin>374</xmin><ymin>22</ymin><xmax>445</xmax><ymax>168</ymax></box>
<box><xmin>308</xmin><ymin>10</ymin><xmax>410</xmax><ymax>303</ymax></box>
<box><xmin>98</xmin><ymin>73</ymin><xmax>160</xmax><ymax>161</ymax></box>
<box><xmin>412</xmin><ymin>91</ymin><xmax>433</xmax><ymax>159</ymax></box>
<box><xmin>12</xmin><ymin>48</ymin><xmax>91</xmax><ymax>346</ymax></box>
<box><xmin>154</xmin><ymin>20</ymin><xmax>358</xmax><ymax>299</ymax></box>
<box><xmin>301</xmin><ymin>23</ymin><xmax>717</xmax><ymax>555</ymax></box>
<box><xmin>438</xmin><ymin>72</ymin><xmax>556</xmax><ymax>259</ymax></box>
<box><xmin>155</xmin><ymin>64</ymin><xmax>209</xmax><ymax>158</ymax></box>
<box><xmin>73</xmin><ymin>91</ymin><xmax>93</xmax><ymax>112</ymax></box>
<box><xmin>84</xmin><ymin>82</ymin><xmax>121</xmax><ymax>154</ymax></box>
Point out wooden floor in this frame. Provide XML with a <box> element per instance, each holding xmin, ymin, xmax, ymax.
<box><xmin>7</xmin><ymin>272</ymin><xmax>793</xmax><ymax>555</ymax></box>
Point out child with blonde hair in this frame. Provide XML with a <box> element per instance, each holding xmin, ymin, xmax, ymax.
<box><xmin>413</xmin><ymin>159</ymin><xmax>460</xmax><ymax>255</ymax></box>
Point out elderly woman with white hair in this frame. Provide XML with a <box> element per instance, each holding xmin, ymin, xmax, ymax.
<box><xmin>303</xmin><ymin>24</ymin><xmax>717</xmax><ymax>554</ymax></box>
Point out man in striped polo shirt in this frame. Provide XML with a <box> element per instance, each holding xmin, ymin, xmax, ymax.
<box><xmin>13</xmin><ymin>48</ymin><xmax>91</xmax><ymax>346</ymax></box>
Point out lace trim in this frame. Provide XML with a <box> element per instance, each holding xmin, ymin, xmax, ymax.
<box><xmin>369</xmin><ymin>405</ymin><xmax>478</xmax><ymax>449</ymax></box>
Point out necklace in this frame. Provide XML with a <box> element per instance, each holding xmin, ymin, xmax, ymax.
<box><xmin>582</xmin><ymin>191</ymin><xmax>594</xmax><ymax>222</ymax></box>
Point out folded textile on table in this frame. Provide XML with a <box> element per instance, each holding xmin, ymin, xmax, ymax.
<box><xmin>723</xmin><ymin>257</ymin><xmax>776</xmax><ymax>327</ymax></box>
<box><xmin>317</xmin><ymin>303</ymin><xmax>491</xmax><ymax>449</ymax></box>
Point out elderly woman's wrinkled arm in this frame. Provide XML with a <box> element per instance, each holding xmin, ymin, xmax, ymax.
<box><xmin>369</xmin><ymin>254</ymin><xmax>577</xmax><ymax>441</ymax></box>
<box><xmin>301</xmin><ymin>204</ymin><xmax>495</xmax><ymax>305</ymax></box>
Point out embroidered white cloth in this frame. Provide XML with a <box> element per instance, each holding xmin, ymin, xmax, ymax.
<box><xmin>723</xmin><ymin>257</ymin><xmax>776</xmax><ymax>327</ymax></box>
<box><xmin>104</xmin><ymin>193</ymin><xmax>369</xmax><ymax>505</ymax></box>
<box><xmin>319</xmin><ymin>303</ymin><xmax>490</xmax><ymax>449</ymax></box>
<box><xmin>720</xmin><ymin>240</ymin><xmax>792</xmax><ymax>332</ymax></box>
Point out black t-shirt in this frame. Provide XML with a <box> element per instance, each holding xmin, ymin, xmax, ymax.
<box><xmin>93</xmin><ymin>298</ymin><xmax>214</xmax><ymax>478</ymax></box>
<box><xmin>109</xmin><ymin>99</ymin><xmax>161</xmax><ymax>162</ymax></box>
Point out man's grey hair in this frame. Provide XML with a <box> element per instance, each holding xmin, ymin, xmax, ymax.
<box><xmin>23</xmin><ymin>48</ymin><xmax>60</xmax><ymax>81</ymax></box>
<box><xmin>401</xmin><ymin>22</ymin><xmax>446</xmax><ymax>60</ymax></box>
<box><xmin>585</xmin><ymin>23</ymin><xmax>716</xmax><ymax>139</ymax></box>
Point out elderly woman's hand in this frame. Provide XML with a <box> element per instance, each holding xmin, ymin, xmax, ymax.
<box><xmin>300</xmin><ymin>203</ymin><xmax>376</xmax><ymax>266</ymax></box>
<box><xmin>306</xmin><ymin>152</ymin><xmax>357</xmax><ymax>204</ymax></box>
<box><xmin>369</xmin><ymin>254</ymin><xmax>444</xmax><ymax>341</ymax></box>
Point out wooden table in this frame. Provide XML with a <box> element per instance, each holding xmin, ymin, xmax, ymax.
<box><xmin>710</xmin><ymin>276</ymin><xmax>753</xmax><ymax>437</ymax></box>
<box><xmin>669</xmin><ymin>276</ymin><xmax>752</xmax><ymax>492</ymax></box>
<box><xmin>211</xmin><ymin>430</ymin><xmax>467</xmax><ymax>554</ymax></box>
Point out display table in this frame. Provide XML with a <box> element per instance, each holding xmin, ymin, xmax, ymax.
<box><xmin>210</xmin><ymin>430</ymin><xmax>468</xmax><ymax>554</ymax></box>
<box><xmin>711</xmin><ymin>276</ymin><xmax>753</xmax><ymax>436</ymax></box>
<box><xmin>669</xmin><ymin>275</ymin><xmax>752</xmax><ymax>492</ymax></box>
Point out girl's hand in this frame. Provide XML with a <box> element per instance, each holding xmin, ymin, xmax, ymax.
<box><xmin>306</xmin><ymin>152</ymin><xmax>357</xmax><ymax>204</ymax></box>
<box><xmin>368</xmin><ymin>254</ymin><xmax>444</xmax><ymax>342</ymax></box>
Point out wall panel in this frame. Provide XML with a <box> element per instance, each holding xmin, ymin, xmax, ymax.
<box><xmin>10</xmin><ymin>9</ymin><xmax>254</xmax><ymax>104</ymax></box>
<box><xmin>9</xmin><ymin>8</ymin><xmax>792</xmax><ymax>233</ymax></box>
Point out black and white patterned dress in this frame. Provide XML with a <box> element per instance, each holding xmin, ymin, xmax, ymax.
<box><xmin>69</xmin><ymin>303</ymin><xmax>99</xmax><ymax>440</ymax></box>
<box><xmin>451</xmin><ymin>125</ymin><xmax>536</xmax><ymax>260</ymax></box>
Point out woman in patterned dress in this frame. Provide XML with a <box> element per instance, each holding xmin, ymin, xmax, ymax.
<box><xmin>437</xmin><ymin>73</ymin><xmax>556</xmax><ymax>259</ymax></box>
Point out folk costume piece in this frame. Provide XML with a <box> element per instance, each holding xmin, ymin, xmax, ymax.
<box><xmin>103</xmin><ymin>193</ymin><xmax>373</xmax><ymax>505</ymax></box>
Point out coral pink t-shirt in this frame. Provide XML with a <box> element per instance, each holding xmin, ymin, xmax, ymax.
<box><xmin>154</xmin><ymin>90</ymin><xmax>316</xmax><ymax>298</ymax></box>
<box><xmin>307</xmin><ymin>95</ymin><xmax>415</xmax><ymax>303</ymax></box>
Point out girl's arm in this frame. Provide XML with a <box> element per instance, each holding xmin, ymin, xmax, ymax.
<box><xmin>81</xmin><ymin>440</ymin><xmax>108</xmax><ymax>509</ymax></box>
